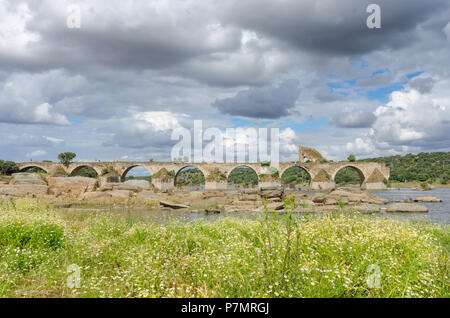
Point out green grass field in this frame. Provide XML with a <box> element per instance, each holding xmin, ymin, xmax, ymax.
<box><xmin>0</xmin><ymin>198</ymin><xmax>448</xmax><ymax>298</ymax></box>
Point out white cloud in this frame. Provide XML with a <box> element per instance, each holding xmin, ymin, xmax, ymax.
<box><xmin>26</xmin><ymin>150</ymin><xmax>47</xmax><ymax>158</ymax></box>
<box><xmin>132</xmin><ymin>111</ymin><xmax>181</xmax><ymax>132</ymax></box>
<box><xmin>345</xmin><ymin>138</ymin><xmax>375</xmax><ymax>155</ymax></box>
<box><xmin>372</xmin><ymin>77</ymin><xmax>449</xmax><ymax>145</ymax></box>
<box><xmin>44</xmin><ymin>136</ymin><xmax>65</xmax><ymax>144</ymax></box>
<box><xmin>0</xmin><ymin>2</ymin><xmax>39</xmax><ymax>52</ymax></box>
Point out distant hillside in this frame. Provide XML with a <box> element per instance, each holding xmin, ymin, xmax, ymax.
<box><xmin>358</xmin><ymin>152</ymin><xmax>450</xmax><ymax>184</ymax></box>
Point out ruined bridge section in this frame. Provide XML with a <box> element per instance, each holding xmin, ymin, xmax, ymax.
<box><xmin>17</xmin><ymin>160</ymin><xmax>390</xmax><ymax>191</ymax></box>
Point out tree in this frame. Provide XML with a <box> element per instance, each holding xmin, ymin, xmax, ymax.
<box><xmin>347</xmin><ymin>154</ymin><xmax>356</xmax><ymax>162</ymax></box>
<box><xmin>0</xmin><ymin>160</ymin><xmax>19</xmax><ymax>175</ymax></box>
<box><xmin>58</xmin><ymin>152</ymin><xmax>76</xmax><ymax>166</ymax></box>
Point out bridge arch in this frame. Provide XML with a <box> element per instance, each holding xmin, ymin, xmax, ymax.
<box><xmin>174</xmin><ymin>165</ymin><xmax>206</xmax><ymax>188</ymax></box>
<box><xmin>69</xmin><ymin>165</ymin><xmax>99</xmax><ymax>178</ymax></box>
<box><xmin>332</xmin><ymin>164</ymin><xmax>366</xmax><ymax>186</ymax></box>
<box><xmin>121</xmin><ymin>165</ymin><xmax>152</xmax><ymax>182</ymax></box>
<box><xmin>19</xmin><ymin>164</ymin><xmax>49</xmax><ymax>174</ymax></box>
<box><xmin>280</xmin><ymin>165</ymin><xmax>312</xmax><ymax>189</ymax></box>
<box><xmin>227</xmin><ymin>165</ymin><xmax>259</xmax><ymax>188</ymax></box>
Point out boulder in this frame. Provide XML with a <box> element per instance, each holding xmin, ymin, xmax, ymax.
<box><xmin>296</xmin><ymin>199</ymin><xmax>315</xmax><ymax>207</ymax></box>
<box><xmin>159</xmin><ymin>200</ymin><xmax>189</xmax><ymax>209</ymax></box>
<box><xmin>254</xmin><ymin>202</ymin><xmax>285</xmax><ymax>212</ymax></box>
<box><xmin>10</xmin><ymin>173</ymin><xmax>46</xmax><ymax>185</ymax></box>
<box><xmin>259</xmin><ymin>190</ymin><xmax>283</xmax><ymax>199</ymax></box>
<box><xmin>82</xmin><ymin>192</ymin><xmax>112</xmax><ymax>202</ymax></box>
<box><xmin>203</xmin><ymin>192</ymin><xmax>226</xmax><ymax>199</ymax></box>
<box><xmin>110</xmin><ymin>190</ymin><xmax>132</xmax><ymax>200</ymax></box>
<box><xmin>0</xmin><ymin>184</ymin><xmax>48</xmax><ymax>197</ymax></box>
<box><xmin>323</xmin><ymin>198</ymin><xmax>338</xmax><ymax>205</ymax></box>
<box><xmin>414</xmin><ymin>197</ymin><xmax>442</xmax><ymax>203</ymax></box>
<box><xmin>47</xmin><ymin>177</ymin><xmax>98</xmax><ymax>197</ymax></box>
<box><xmin>136</xmin><ymin>191</ymin><xmax>162</xmax><ymax>202</ymax></box>
<box><xmin>386</xmin><ymin>203</ymin><xmax>428</xmax><ymax>213</ymax></box>
<box><xmin>312</xmin><ymin>195</ymin><xmax>326</xmax><ymax>204</ymax></box>
<box><xmin>240</xmin><ymin>194</ymin><xmax>258</xmax><ymax>201</ymax></box>
<box><xmin>350</xmin><ymin>204</ymin><xmax>381</xmax><ymax>214</ymax></box>
<box><xmin>326</xmin><ymin>188</ymin><xmax>387</xmax><ymax>205</ymax></box>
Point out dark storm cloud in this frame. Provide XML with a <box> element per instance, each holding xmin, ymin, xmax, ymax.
<box><xmin>329</xmin><ymin>109</ymin><xmax>376</xmax><ymax>128</ymax></box>
<box><xmin>213</xmin><ymin>79</ymin><xmax>301</xmax><ymax>119</ymax></box>
<box><xmin>0</xmin><ymin>0</ymin><xmax>449</xmax><ymax>161</ymax></box>
<box><xmin>220</xmin><ymin>0</ymin><xmax>449</xmax><ymax>56</ymax></box>
<box><xmin>0</xmin><ymin>1</ymin><xmax>241</xmax><ymax>75</ymax></box>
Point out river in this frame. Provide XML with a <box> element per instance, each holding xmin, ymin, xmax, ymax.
<box><xmin>63</xmin><ymin>187</ymin><xmax>450</xmax><ymax>225</ymax></box>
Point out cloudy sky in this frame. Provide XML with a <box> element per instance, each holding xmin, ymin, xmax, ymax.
<box><xmin>0</xmin><ymin>0</ymin><xmax>449</xmax><ymax>163</ymax></box>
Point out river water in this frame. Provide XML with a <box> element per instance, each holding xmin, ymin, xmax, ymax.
<box><xmin>64</xmin><ymin>188</ymin><xmax>450</xmax><ymax>225</ymax></box>
<box><xmin>375</xmin><ymin>187</ymin><xmax>450</xmax><ymax>224</ymax></box>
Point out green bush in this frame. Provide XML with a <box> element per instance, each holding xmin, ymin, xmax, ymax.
<box><xmin>0</xmin><ymin>160</ymin><xmax>19</xmax><ymax>175</ymax></box>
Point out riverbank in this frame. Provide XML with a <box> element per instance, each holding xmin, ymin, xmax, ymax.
<box><xmin>0</xmin><ymin>199</ymin><xmax>448</xmax><ymax>298</ymax></box>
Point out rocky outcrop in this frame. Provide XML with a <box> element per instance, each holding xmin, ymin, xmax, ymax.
<box><xmin>324</xmin><ymin>188</ymin><xmax>387</xmax><ymax>205</ymax></box>
<box><xmin>136</xmin><ymin>191</ymin><xmax>163</xmax><ymax>202</ymax></box>
<box><xmin>82</xmin><ymin>192</ymin><xmax>112</xmax><ymax>202</ymax></box>
<box><xmin>296</xmin><ymin>199</ymin><xmax>315</xmax><ymax>207</ymax></box>
<box><xmin>110</xmin><ymin>190</ymin><xmax>132</xmax><ymax>200</ymax></box>
<box><xmin>10</xmin><ymin>173</ymin><xmax>47</xmax><ymax>185</ymax></box>
<box><xmin>159</xmin><ymin>200</ymin><xmax>189</xmax><ymax>209</ymax></box>
<box><xmin>0</xmin><ymin>173</ymin><xmax>48</xmax><ymax>197</ymax></box>
<box><xmin>47</xmin><ymin>177</ymin><xmax>98</xmax><ymax>198</ymax></box>
<box><xmin>386</xmin><ymin>203</ymin><xmax>428</xmax><ymax>213</ymax></box>
<box><xmin>0</xmin><ymin>184</ymin><xmax>48</xmax><ymax>197</ymax></box>
<box><xmin>348</xmin><ymin>204</ymin><xmax>381</xmax><ymax>214</ymax></box>
<box><xmin>99</xmin><ymin>180</ymin><xmax>151</xmax><ymax>192</ymax></box>
<box><xmin>259</xmin><ymin>187</ymin><xmax>283</xmax><ymax>201</ymax></box>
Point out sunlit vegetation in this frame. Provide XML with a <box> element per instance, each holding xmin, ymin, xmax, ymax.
<box><xmin>335</xmin><ymin>167</ymin><xmax>363</xmax><ymax>185</ymax></box>
<box><xmin>21</xmin><ymin>167</ymin><xmax>47</xmax><ymax>174</ymax></box>
<box><xmin>227</xmin><ymin>167</ymin><xmax>258</xmax><ymax>187</ymax></box>
<box><xmin>281</xmin><ymin>167</ymin><xmax>310</xmax><ymax>187</ymax></box>
<box><xmin>360</xmin><ymin>152</ymin><xmax>450</xmax><ymax>184</ymax></box>
<box><xmin>175</xmin><ymin>168</ymin><xmax>205</xmax><ymax>186</ymax></box>
<box><xmin>0</xmin><ymin>199</ymin><xmax>448</xmax><ymax>297</ymax></box>
<box><xmin>0</xmin><ymin>160</ymin><xmax>19</xmax><ymax>175</ymax></box>
<box><xmin>72</xmin><ymin>166</ymin><xmax>98</xmax><ymax>178</ymax></box>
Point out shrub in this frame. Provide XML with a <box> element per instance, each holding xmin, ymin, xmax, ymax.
<box><xmin>0</xmin><ymin>160</ymin><xmax>19</xmax><ymax>175</ymax></box>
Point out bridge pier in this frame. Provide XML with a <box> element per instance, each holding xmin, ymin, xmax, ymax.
<box><xmin>205</xmin><ymin>181</ymin><xmax>228</xmax><ymax>191</ymax></box>
<box><xmin>152</xmin><ymin>179</ymin><xmax>175</xmax><ymax>192</ymax></box>
<box><xmin>310</xmin><ymin>181</ymin><xmax>336</xmax><ymax>191</ymax></box>
<box><xmin>361</xmin><ymin>182</ymin><xmax>387</xmax><ymax>190</ymax></box>
<box><xmin>259</xmin><ymin>180</ymin><xmax>282</xmax><ymax>189</ymax></box>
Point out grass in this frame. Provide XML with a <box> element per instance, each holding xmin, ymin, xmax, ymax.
<box><xmin>0</xmin><ymin>198</ymin><xmax>448</xmax><ymax>298</ymax></box>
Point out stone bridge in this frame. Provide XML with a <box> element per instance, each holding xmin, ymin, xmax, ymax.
<box><xmin>16</xmin><ymin>160</ymin><xmax>390</xmax><ymax>191</ymax></box>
